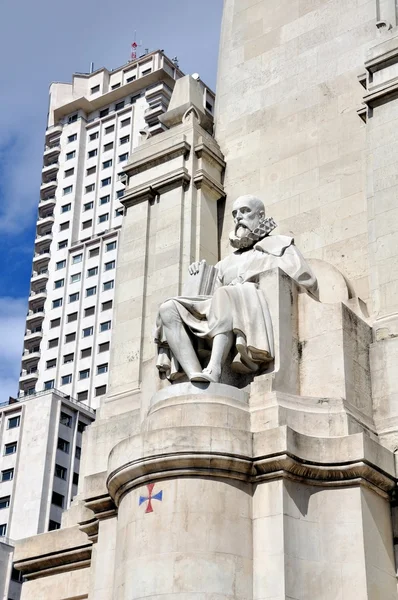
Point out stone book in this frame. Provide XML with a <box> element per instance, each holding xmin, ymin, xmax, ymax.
<box><xmin>182</xmin><ymin>261</ymin><xmax>218</xmax><ymax>296</ymax></box>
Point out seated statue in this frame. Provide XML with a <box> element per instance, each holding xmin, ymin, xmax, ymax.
<box><xmin>155</xmin><ymin>195</ymin><xmax>317</xmax><ymax>384</ymax></box>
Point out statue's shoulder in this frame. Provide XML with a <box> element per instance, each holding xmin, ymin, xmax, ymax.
<box><xmin>254</xmin><ymin>234</ymin><xmax>294</xmax><ymax>257</ymax></box>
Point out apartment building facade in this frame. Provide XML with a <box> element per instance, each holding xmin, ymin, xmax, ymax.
<box><xmin>19</xmin><ymin>51</ymin><xmax>193</xmax><ymax>409</ymax></box>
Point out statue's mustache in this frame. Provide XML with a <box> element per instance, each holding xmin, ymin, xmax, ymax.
<box><xmin>235</xmin><ymin>222</ymin><xmax>251</xmax><ymax>234</ymax></box>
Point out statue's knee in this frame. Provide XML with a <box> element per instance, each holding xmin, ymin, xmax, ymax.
<box><xmin>159</xmin><ymin>300</ymin><xmax>177</xmax><ymax>325</ymax></box>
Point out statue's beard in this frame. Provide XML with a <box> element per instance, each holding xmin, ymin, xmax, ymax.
<box><xmin>229</xmin><ymin>217</ymin><xmax>277</xmax><ymax>250</ymax></box>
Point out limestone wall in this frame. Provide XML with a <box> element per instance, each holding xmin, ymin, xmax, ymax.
<box><xmin>215</xmin><ymin>0</ymin><xmax>378</xmax><ymax>302</ymax></box>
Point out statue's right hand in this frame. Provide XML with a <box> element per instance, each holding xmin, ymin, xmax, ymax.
<box><xmin>188</xmin><ymin>259</ymin><xmax>206</xmax><ymax>276</ymax></box>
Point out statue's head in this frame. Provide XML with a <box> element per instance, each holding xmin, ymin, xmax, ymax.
<box><xmin>229</xmin><ymin>195</ymin><xmax>277</xmax><ymax>249</ymax></box>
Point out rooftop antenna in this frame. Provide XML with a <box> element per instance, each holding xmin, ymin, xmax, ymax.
<box><xmin>131</xmin><ymin>31</ymin><xmax>142</xmax><ymax>61</ymax></box>
<box><xmin>90</xmin><ymin>62</ymin><xmax>94</xmax><ymax>74</ymax></box>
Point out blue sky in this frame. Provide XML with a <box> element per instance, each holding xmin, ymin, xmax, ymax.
<box><xmin>0</xmin><ymin>0</ymin><xmax>223</xmax><ymax>399</ymax></box>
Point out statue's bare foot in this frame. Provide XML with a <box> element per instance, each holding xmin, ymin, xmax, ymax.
<box><xmin>190</xmin><ymin>365</ymin><xmax>221</xmax><ymax>383</ymax></box>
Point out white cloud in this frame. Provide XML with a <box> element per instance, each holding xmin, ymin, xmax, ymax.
<box><xmin>0</xmin><ymin>297</ymin><xmax>27</xmax><ymax>400</ymax></box>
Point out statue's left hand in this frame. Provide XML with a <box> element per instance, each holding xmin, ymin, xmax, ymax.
<box><xmin>188</xmin><ymin>259</ymin><xmax>206</xmax><ymax>276</ymax></box>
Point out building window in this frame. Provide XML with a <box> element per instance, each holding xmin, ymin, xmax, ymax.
<box><xmin>65</xmin><ymin>332</ymin><xmax>76</xmax><ymax>344</ymax></box>
<box><xmin>98</xmin><ymin>213</ymin><xmax>109</xmax><ymax>223</ymax></box>
<box><xmin>56</xmin><ymin>260</ymin><xmax>66</xmax><ymax>270</ymax></box>
<box><xmin>84</xmin><ymin>201</ymin><xmax>94</xmax><ymax>211</ymax></box>
<box><xmin>89</xmin><ymin>131</ymin><xmax>99</xmax><ymax>141</ymax></box>
<box><xmin>142</xmin><ymin>68</ymin><xmax>152</xmax><ymax>76</ymax></box>
<box><xmin>58</xmin><ymin>240</ymin><xmax>68</xmax><ymax>249</ymax></box>
<box><xmin>105</xmin><ymin>260</ymin><xmax>115</xmax><ymax>271</ymax></box>
<box><xmin>61</xmin><ymin>203</ymin><xmax>71</xmax><ymax>213</ymax></box>
<box><xmin>1</xmin><ymin>469</ymin><xmax>14</xmax><ymax>482</ymax></box>
<box><xmin>77</xmin><ymin>390</ymin><xmax>88</xmax><ymax>402</ymax></box>
<box><xmin>116</xmin><ymin>189</ymin><xmax>124</xmax><ymax>199</ymax></box>
<box><xmin>64</xmin><ymin>168</ymin><xmax>74</xmax><ymax>177</ymax></box>
<box><xmin>102</xmin><ymin>159</ymin><xmax>112</xmax><ymax>169</ymax></box>
<box><xmin>68</xmin><ymin>113</ymin><xmax>78</xmax><ymax>123</ymax></box>
<box><xmin>0</xmin><ymin>496</ymin><xmax>10</xmax><ymax>509</ymax></box>
<box><xmin>60</xmin><ymin>412</ymin><xmax>72</xmax><ymax>427</ymax></box>
<box><xmin>73</xmin><ymin>472</ymin><xmax>80</xmax><ymax>486</ymax></box>
<box><xmin>115</xmin><ymin>207</ymin><xmax>124</xmax><ymax>217</ymax></box>
<box><xmin>55</xmin><ymin>464</ymin><xmax>67</xmax><ymax>480</ymax></box>
<box><xmin>11</xmin><ymin>568</ymin><xmax>22</xmax><ymax>584</ymax></box>
<box><xmin>60</xmin><ymin>221</ymin><xmax>70</xmax><ymax>231</ymax></box>
<box><xmin>88</xmin><ymin>149</ymin><xmax>98</xmax><ymax>159</ymax></box>
<box><xmin>120</xmin><ymin>135</ymin><xmax>130</xmax><ymax>145</ymax></box>
<box><xmin>51</xmin><ymin>491</ymin><xmax>64</xmax><ymax>508</ymax></box>
<box><xmin>0</xmin><ymin>523</ymin><xmax>6</xmax><ymax>536</ymax></box>
<box><xmin>79</xmin><ymin>369</ymin><xmax>90</xmax><ymax>380</ymax></box>
<box><xmin>48</xmin><ymin>338</ymin><xmax>59</xmax><ymax>349</ymax></box>
<box><xmin>57</xmin><ymin>437</ymin><xmax>70</xmax><ymax>453</ymax></box>
<box><xmin>81</xmin><ymin>347</ymin><xmax>92</xmax><ymax>358</ymax></box>
<box><xmin>68</xmin><ymin>134</ymin><xmax>77</xmax><ymax>143</ymax></box>
<box><xmin>119</xmin><ymin>153</ymin><xmax>128</xmax><ymax>162</ymax></box>
<box><xmin>4</xmin><ymin>443</ymin><xmax>17</xmax><ymax>456</ymax></box>
<box><xmin>95</xmin><ymin>385</ymin><xmax>107</xmax><ymax>397</ymax></box>
<box><xmin>100</xmin><ymin>321</ymin><xmax>111</xmax><ymax>332</ymax></box>
<box><xmin>75</xmin><ymin>446</ymin><xmax>82</xmax><ymax>459</ymax></box>
<box><xmin>63</xmin><ymin>353</ymin><xmax>74</xmax><ymax>364</ymax></box>
<box><xmin>48</xmin><ymin>520</ymin><xmax>61</xmax><ymax>531</ymax></box>
<box><xmin>72</xmin><ymin>254</ymin><xmax>82</xmax><ymax>264</ymax></box>
<box><xmin>97</xmin><ymin>363</ymin><xmax>108</xmax><ymax>375</ymax></box>
<box><xmin>67</xmin><ymin>313</ymin><xmax>78</xmax><ymax>323</ymax></box>
<box><xmin>8</xmin><ymin>416</ymin><xmax>20</xmax><ymax>429</ymax></box>
<box><xmin>102</xmin><ymin>300</ymin><xmax>113</xmax><ymax>311</ymax></box>
<box><xmin>66</xmin><ymin>151</ymin><xmax>76</xmax><ymax>160</ymax></box>
<box><xmin>87</xmin><ymin>166</ymin><xmax>96</xmax><ymax>176</ymax></box>
<box><xmin>131</xmin><ymin>94</ymin><xmax>140</xmax><ymax>103</ymax></box>
<box><xmin>46</xmin><ymin>358</ymin><xmax>57</xmax><ymax>369</ymax></box>
<box><xmin>111</xmin><ymin>83</ymin><xmax>121</xmax><ymax>90</ymax></box>
<box><xmin>69</xmin><ymin>292</ymin><xmax>80</xmax><ymax>303</ymax></box>
<box><xmin>99</xmin><ymin>196</ymin><xmax>110</xmax><ymax>207</ymax></box>
<box><xmin>70</xmin><ymin>273</ymin><xmax>81</xmax><ymax>284</ymax></box>
<box><xmin>61</xmin><ymin>374</ymin><xmax>72</xmax><ymax>385</ymax></box>
<box><xmin>126</xmin><ymin>75</ymin><xmax>136</xmax><ymax>83</ymax></box>
<box><xmin>105</xmin><ymin>125</ymin><xmax>115</xmax><ymax>134</ymax></box>
<box><xmin>82</xmin><ymin>219</ymin><xmax>92</xmax><ymax>229</ymax></box>
<box><xmin>115</xmin><ymin>100</ymin><xmax>125</xmax><ymax>111</ymax></box>
<box><xmin>83</xmin><ymin>326</ymin><xmax>93</xmax><ymax>337</ymax></box>
<box><xmin>91</xmin><ymin>84</ymin><xmax>100</xmax><ymax>94</ymax></box>
<box><xmin>101</xmin><ymin>177</ymin><xmax>111</xmax><ymax>187</ymax></box>
<box><xmin>103</xmin><ymin>280</ymin><xmax>114</xmax><ymax>291</ymax></box>
<box><xmin>99</xmin><ymin>341</ymin><xmax>110</xmax><ymax>353</ymax></box>
<box><xmin>52</xmin><ymin>298</ymin><xmax>63</xmax><ymax>308</ymax></box>
<box><xmin>77</xmin><ymin>421</ymin><xmax>86</xmax><ymax>433</ymax></box>
<box><xmin>99</xmin><ymin>108</ymin><xmax>109</xmax><ymax>118</ymax></box>
<box><xmin>44</xmin><ymin>380</ymin><xmax>55</xmax><ymax>390</ymax></box>
<box><xmin>85</xmin><ymin>183</ymin><xmax>95</xmax><ymax>194</ymax></box>
<box><xmin>106</xmin><ymin>241</ymin><xmax>117</xmax><ymax>251</ymax></box>
<box><xmin>63</xmin><ymin>186</ymin><xmax>73</xmax><ymax>195</ymax></box>
<box><xmin>87</xmin><ymin>266</ymin><xmax>98</xmax><ymax>277</ymax></box>
<box><xmin>121</xmin><ymin>117</ymin><xmax>131</xmax><ymax>128</ymax></box>
<box><xmin>103</xmin><ymin>142</ymin><xmax>113</xmax><ymax>152</ymax></box>
<box><xmin>54</xmin><ymin>278</ymin><xmax>64</xmax><ymax>289</ymax></box>
<box><xmin>86</xmin><ymin>286</ymin><xmax>96</xmax><ymax>297</ymax></box>
<box><xmin>89</xmin><ymin>247</ymin><xmax>100</xmax><ymax>258</ymax></box>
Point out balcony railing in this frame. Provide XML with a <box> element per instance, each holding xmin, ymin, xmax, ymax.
<box><xmin>16</xmin><ymin>388</ymin><xmax>95</xmax><ymax>415</ymax></box>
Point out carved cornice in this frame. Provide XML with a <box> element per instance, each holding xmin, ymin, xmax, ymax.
<box><xmin>193</xmin><ymin>169</ymin><xmax>225</xmax><ymax>198</ymax></box>
<box><xmin>363</xmin><ymin>77</ymin><xmax>398</xmax><ymax>108</ymax></box>
<box><xmin>14</xmin><ymin>544</ymin><xmax>92</xmax><ymax>581</ymax></box>
<box><xmin>125</xmin><ymin>140</ymin><xmax>191</xmax><ymax>177</ymax></box>
<box><xmin>107</xmin><ymin>447</ymin><xmax>396</xmax><ymax>506</ymax></box>
<box><xmin>79</xmin><ymin>493</ymin><xmax>117</xmax><ymax>543</ymax></box>
<box><xmin>121</xmin><ymin>167</ymin><xmax>191</xmax><ymax>208</ymax></box>
<box><xmin>194</xmin><ymin>142</ymin><xmax>226</xmax><ymax>170</ymax></box>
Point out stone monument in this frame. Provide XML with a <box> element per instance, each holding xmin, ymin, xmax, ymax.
<box><xmin>13</xmin><ymin>2</ymin><xmax>398</xmax><ymax>599</ymax></box>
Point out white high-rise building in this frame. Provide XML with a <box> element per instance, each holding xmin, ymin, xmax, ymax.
<box><xmin>19</xmin><ymin>51</ymin><xmax>189</xmax><ymax>408</ymax></box>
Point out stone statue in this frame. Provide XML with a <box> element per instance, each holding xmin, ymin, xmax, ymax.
<box><xmin>155</xmin><ymin>195</ymin><xmax>317</xmax><ymax>383</ymax></box>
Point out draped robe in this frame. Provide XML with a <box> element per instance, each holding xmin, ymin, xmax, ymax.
<box><xmin>155</xmin><ymin>235</ymin><xmax>317</xmax><ymax>380</ymax></box>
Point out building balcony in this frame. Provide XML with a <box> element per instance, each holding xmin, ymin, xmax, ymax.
<box><xmin>39</xmin><ymin>196</ymin><xmax>56</xmax><ymax>210</ymax></box>
<box><xmin>19</xmin><ymin>369</ymin><xmax>39</xmax><ymax>385</ymax></box>
<box><xmin>43</xmin><ymin>144</ymin><xmax>61</xmax><ymax>163</ymax></box>
<box><xmin>147</xmin><ymin>121</ymin><xmax>167</xmax><ymax>136</ymax></box>
<box><xmin>21</xmin><ymin>349</ymin><xmax>41</xmax><ymax>363</ymax></box>
<box><xmin>28</xmin><ymin>289</ymin><xmax>47</xmax><ymax>303</ymax></box>
<box><xmin>32</xmin><ymin>251</ymin><xmax>51</xmax><ymax>266</ymax></box>
<box><xmin>42</xmin><ymin>162</ymin><xmax>59</xmax><ymax>176</ymax></box>
<box><xmin>145</xmin><ymin>81</ymin><xmax>173</xmax><ymax>103</ymax></box>
<box><xmin>144</xmin><ymin>103</ymin><xmax>167</xmax><ymax>121</ymax></box>
<box><xmin>31</xmin><ymin>270</ymin><xmax>49</xmax><ymax>286</ymax></box>
<box><xmin>26</xmin><ymin>311</ymin><xmax>45</xmax><ymax>328</ymax></box>
<box><xmin>45</xmin><ymin>124</ymin><xmax>62</xmax><ymax>143</ymax></box>
<box><xmin>35</xmin><ymin>231</ymin><xmax>53</xmax><ymax>247</ymax></box>
<box><xmin>37</xmin><ymin>214</ymin><xmax>54</xmax><ymax>230</ymax></box>
<box><xmin>24</xmin><ymin>329</ymin><xmax>43</xmax><ymax>344</ymax></box>
<box><xmin>40</xmin><ymin>180</ymin><xmax>57</xmax><ymax>193</ymax></box>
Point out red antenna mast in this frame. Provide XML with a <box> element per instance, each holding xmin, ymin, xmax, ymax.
<box><xmin>131</xmin><ymin>31</ymin><xmax>142</xmax><ymax>61</ymax></box>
